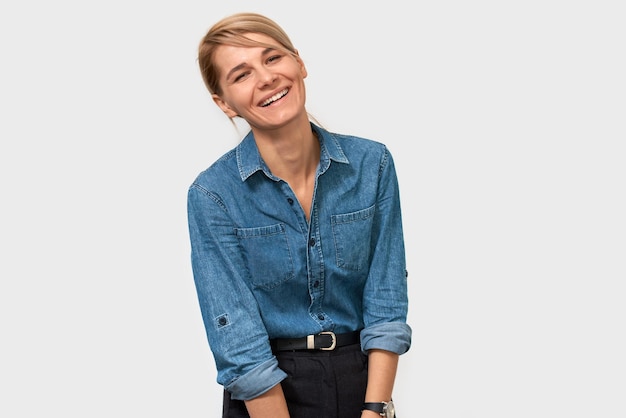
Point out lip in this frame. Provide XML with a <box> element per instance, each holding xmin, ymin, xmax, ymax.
<box><xmin>259</xmin><ymin>87</ymin><xmax>289</xmax><ymax>107</ymax></box>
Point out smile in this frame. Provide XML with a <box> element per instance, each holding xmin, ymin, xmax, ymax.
<box><xmin>260</xmin><ymin>88</ymin><xmax>289</xmax><ymax>107</ymax></box>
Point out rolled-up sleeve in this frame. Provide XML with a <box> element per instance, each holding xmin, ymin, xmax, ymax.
<box><xmin>224</xmin><ymin>358</ymin><xmax>287</xmax><ymax>400</ymax></box>
<box><xmin>188</xmin><ymin>184</ymin><xmax>287</xmax><ymax>400</ymax></box>
<box><xmin>361</xmin><ymin>147</ymin><xmax>412</xmax><ymax>354</ymax></box>
<box><xmin>361</xmin><ymin>322</ymin><xmax>412</xmax><ymax>354</ymax></box>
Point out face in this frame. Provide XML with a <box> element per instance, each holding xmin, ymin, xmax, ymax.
<box><xmin>212</xmin><ymin>33</ymin><xmax>308</xmax><ymax>131</ymax></box>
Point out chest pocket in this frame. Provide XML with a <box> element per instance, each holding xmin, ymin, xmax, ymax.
<box><xmin>331</xmin><ymin>205</ymin><xmax>375</xmax><ymax>271</ymax></box>
<box><xmin>235</xmin><ymin>223</ymin><xmax>295</xmax><ymax>290</ymax></box>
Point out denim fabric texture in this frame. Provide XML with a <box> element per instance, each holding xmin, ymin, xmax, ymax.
<box><xmin>188</xmin><ymin>123</ymin><xmax>411</xmax><ymax>400</ymax></box>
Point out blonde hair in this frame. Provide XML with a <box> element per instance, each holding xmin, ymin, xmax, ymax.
<box><xmin>198</xmin><ymin>12</ymin><xmax>298</xmax><ymax>96</ymax></box>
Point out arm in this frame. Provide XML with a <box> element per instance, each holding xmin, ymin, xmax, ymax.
<box><xmin>361</xmin><ymin>147</ymin><xmax>411</xmax><ymax>416</ymax></box>
<box><xmin>188</xmin><ymin>185</ymin><xmax>287</xmax><ymax>399</ymax></box>
<box><xmin>361</xmin><ymin>349</ymin><xmax>399</xmax><ymax>418</ymax></box>
<box><xmin>361</xmin><ymin>147</ymin><xmax>411</xmax><ymax>341</ymax></box>
<box><xmin>244</xmin><ymin>384</ymin><xmax>290</xmax><ymax>418</ymax></box>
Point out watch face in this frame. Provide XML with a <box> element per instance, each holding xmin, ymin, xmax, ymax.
<box><xmin>384</xmin><ymin>400</ymin><xmax>395</xmax><ymax>418</ymax></box>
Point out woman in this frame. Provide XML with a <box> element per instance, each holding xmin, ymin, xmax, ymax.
<box><xmin>187</xmin><ymin>12</ymin><xmax>411</xmax><ymax>418</ymax></box>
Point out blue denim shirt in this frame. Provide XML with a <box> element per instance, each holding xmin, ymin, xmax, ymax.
<box><xmin>188</xmin><ymin>123</ymin><xmax>411</xmax><ymax>400</ymax></box>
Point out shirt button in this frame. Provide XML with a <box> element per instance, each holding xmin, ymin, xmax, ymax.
<box><xmin>309</xmin><ymin>238</ymin><xmax>316</xmax><ymax>247</ymax></box>
<box><xmin>287</xmin><ymin>198</ymin><xmax>294</xmax><ymax>205</ymax></box>
<box><xmin>313</xmin><ymin>280</ymin><xmax>320</xmax><ymax>288</ymax></box>
<box><xmin>317</xmin><ymin>314</ymin><xmax>325</xmax><ymax>320</ymax></box>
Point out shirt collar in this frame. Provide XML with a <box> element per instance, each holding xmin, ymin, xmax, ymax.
<box><xmin>236</xmin><ymin>123</ymin><xmax>349</xmax><ymax>182</ymax></box>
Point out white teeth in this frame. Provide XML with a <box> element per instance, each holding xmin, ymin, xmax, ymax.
<box><xmin>261</xmin><ymin>88</ymin><xmax>288</xmax><ymax>106</ymax></box>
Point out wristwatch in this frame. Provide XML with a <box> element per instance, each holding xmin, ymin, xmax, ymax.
<box><xmin>362</xmin><ymin>400</ymin><xmax>395</xmax><ymax>417</ymax></box>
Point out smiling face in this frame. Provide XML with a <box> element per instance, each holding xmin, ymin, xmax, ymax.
<box><xmin>211</xmin><ymin>33</ymin><xmax>308</xmax><ymax>132</ymax></box>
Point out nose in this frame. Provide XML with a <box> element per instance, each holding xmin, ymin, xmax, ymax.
<box><xmin>257</xmin><ymin>67</ymin><xmax>277</xmax><ymax>88</ymax></box>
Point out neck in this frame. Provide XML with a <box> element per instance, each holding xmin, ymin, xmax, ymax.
<box><xmin>251</xmin><ymin>115</ymin><xmax>320</xmax><ymax>182</ymax></box>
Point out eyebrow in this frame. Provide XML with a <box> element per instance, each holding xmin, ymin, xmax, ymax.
<box><xmin>225</xmin><ymin>47</ymin><xmax>277</xmax><ymax>81</ymax></box>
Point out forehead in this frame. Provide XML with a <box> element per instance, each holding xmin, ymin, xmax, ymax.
<box><xmin>213</xmin><ymin>33</ymin><xmax>284</xmax><ymax>73</ymax></box>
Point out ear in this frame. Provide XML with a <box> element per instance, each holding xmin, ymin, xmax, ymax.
<box><xmin>294</xmin><ymin>49</ymin><xmax>308</xmax><ymax>79</ymax></box>
<box><xmin>212</xmin><ymin>94</ymin><xmax>239</xmax><ymax>118</ymax></box>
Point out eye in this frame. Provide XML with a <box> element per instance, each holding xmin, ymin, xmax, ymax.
<box><xmin>267</xmin><ymin>54</ymin><xmax>282</xmax><ymax>64</ymax></box>
<box><xmin>233</xmin><ymin>71</ymin><xmax>249</xmax><ymax>82</ymax></box>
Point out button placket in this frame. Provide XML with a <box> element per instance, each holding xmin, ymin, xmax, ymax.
<box><xmin>307</xmin><ymin>209</ymin><xmax>329</xmax><ymax>327</ymax></box>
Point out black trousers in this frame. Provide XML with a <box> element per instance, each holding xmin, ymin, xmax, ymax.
<box><xmin>222</xmin><ymin>343</ymin><xmax>368</xmax><ymax>418</ymax></box>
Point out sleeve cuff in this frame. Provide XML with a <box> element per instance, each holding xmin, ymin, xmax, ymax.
<box><xmin>360</xmin><ymin>322</ymin><xmax>412</xmax><ymax>354</ymax></box>
<box><xmin>225</xmin><ymin>357</ymin><xmax>288</xmax><ymax>401</ymax></box>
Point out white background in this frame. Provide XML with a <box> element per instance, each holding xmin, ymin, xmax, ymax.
<box><xmin>1</xmin><ymin>1</ymin><xmax>624</xmax><ymax>417</ymax></box>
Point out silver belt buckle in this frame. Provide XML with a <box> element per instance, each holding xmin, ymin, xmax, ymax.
<box><xmin>319</xmin><ymin>331</ymin><xmax>337</xmax><ymax>350</ymax></box>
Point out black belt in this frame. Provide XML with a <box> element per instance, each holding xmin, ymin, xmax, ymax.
<box><xmin>270</xmin><ymin>330</ymin><xmax>361</xmax><ymax>352</ymax></box>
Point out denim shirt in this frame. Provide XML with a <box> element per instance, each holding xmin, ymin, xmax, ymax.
<box><xmin>187</xmin><ymin>123</ymin><xmax>411</xmax><ymax>400</ymax></box>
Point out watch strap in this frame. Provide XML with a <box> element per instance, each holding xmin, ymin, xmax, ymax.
<box><xmin>362</xmin><ymin>402</ymin><xmax>385</xmax><ymax>414</ymax></box>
